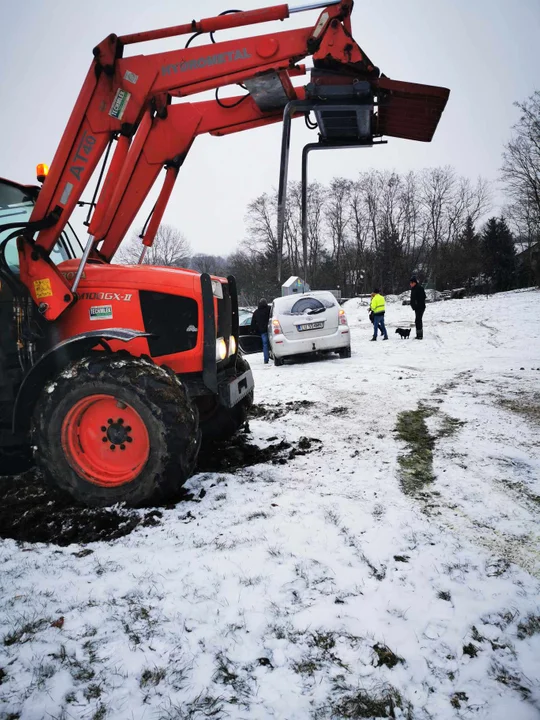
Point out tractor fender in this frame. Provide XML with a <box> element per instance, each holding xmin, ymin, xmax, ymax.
<box><xmin>13</xmin><ymin>328</ymin><xmax>150</xmax><ymax>434</ymax></box>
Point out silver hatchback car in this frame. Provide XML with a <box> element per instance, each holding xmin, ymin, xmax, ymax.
<box><xmin>269</xmin><ymin>291</ymin><xmax>351</xmax><ymax>366</ymax></box>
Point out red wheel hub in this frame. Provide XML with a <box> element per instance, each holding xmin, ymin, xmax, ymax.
<box><xmin>61</xmin><ymin>394</ymin><xmax>150</xmax><ymax>487</ymax></box>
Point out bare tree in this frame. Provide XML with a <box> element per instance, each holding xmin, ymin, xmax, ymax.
<box><xmin>116</xmin><ymin>224</ymin><xmax>191</xmax><ymax>266</ymax></box>
<box><xmin>501</xmin><ymin>91</ymin><xmax>540</xmax><ymax>233</ymax></box>
<box><xmin>189</xmin><ymin>254</ymin><xmax>228</xmax><ymax>276</ymax></box>
<box><xmin>325</xmin><ymin>177</ymin><xmax>352</xmax><ymax>286</ymax></box>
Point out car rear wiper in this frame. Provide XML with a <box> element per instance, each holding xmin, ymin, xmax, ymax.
<box><xmin>307</xmin><ymin>307</ymin><xmax>326</xmax><ymax>315</ymax></box>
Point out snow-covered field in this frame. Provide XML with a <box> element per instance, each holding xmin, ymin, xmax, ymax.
<box><xmin>1</xmin><ymin>290</ymin><xmax>540</xmax><ymax>720</ymax></box>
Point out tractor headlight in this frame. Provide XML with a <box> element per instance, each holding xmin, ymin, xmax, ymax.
<box><xmin>211</xmin><ymin>280</ymin><xmax>224</xmax><ymax>299</ymax></box>
<box><xmin>216</xmin><ymin>337</ymin><xmax>227</xmax><ymax>362</ymax></box>
<box><xmin>229</xmin><ymin>335</ymin><xmax>237</xmax><ymax>357</ymax></box>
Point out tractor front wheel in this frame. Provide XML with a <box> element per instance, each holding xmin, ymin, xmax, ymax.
<box><xmin>32</xmin><ymin>354</ymin><xmax>200</xmax><ymax>507</ymax></box>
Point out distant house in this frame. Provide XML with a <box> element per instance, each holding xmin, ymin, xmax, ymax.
<box><xmin>281</xmin><ymin>276</ymin><xmax>310</xmax><ymax>296</ymax></box>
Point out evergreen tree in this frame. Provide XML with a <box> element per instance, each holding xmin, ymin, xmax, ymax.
<box><xmin>458</xmin><ymin>216</ymin><xmax>482</xmax><ymax>290</ymax></box>
<box><xmin>482</xmin><ymin>217</ymin><xmax>516</xmax><ymax>292</ymax></box>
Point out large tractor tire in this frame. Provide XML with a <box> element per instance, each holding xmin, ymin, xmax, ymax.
<box><xmin>31</xmin><ymin>354</ymin><xmax>200</xmax><ymax>507</ymax></box>
<box><xmin>198</xmin><ymin>355</ymin><xmax>254</xmax><ymax>442</ymax></box>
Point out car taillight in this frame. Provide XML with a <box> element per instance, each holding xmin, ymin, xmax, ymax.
<box><xmin>272</xmin><ymin>318</ymin><xmax>282</xmax><ymax>335</ymax></box>
<box><xmin>339</xmin><ymin>308</ymin><xmax>347</xmax><ymax>325</ymax></box>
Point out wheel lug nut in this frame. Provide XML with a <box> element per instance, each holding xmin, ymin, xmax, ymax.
<box><xmin>110</xmin><ymin>445</ymin><xmax>116</xmax><ymax>451</ymax></box>
<box><xmin>101</xmin><ymin>426</ymin><xmax>107</xmax><ymax>432</ymax></box>
<box><xmin>125</xmin><ymin>426</ymin><xmax>132</xmax><ymax>432</ymax></box>
<box><xmin>108</xmin><ymin>418</ymin><xmax>113</xmax><ymax>424</ymax></box>
<box><xmin>102</xmin><ymin>437</ymin><xmax>107</xmax><ymax>443</ymax></box>
<box><xmin>120</xmin><ymin>444</ymin><xmax>126</xmax><ymax>450</ymax></box>
<box><xmin>126</xmin><ymin>437</ymin><xmax>133</xmax><ymax>443</ymax></box>
<box><xmin>118</xmin><ymin>418</ymin><xmax>124</xmax><ymax>425</ymax></box>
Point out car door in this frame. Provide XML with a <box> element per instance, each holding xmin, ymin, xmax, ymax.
<box><xmin>238</xmin><ymin>309</ymin><xmax>263</xmax><ymax>354</ymax></box>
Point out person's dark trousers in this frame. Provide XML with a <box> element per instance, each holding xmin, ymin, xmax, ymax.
<box><xmin>415</xmin><ymin>308</ymin><xmax>425</xmax><ymax>339</ymax></box>
<box><xmin>261</xmin><ymin>332</ymin><xmax>269</xmax><ymax>363</ymax></box>
<box><xmin>373</xmin><ymin>314</ymin><xmax>388</xmax><ymax>340</ymax></box>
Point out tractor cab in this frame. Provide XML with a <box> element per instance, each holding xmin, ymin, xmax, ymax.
<box><xmin>0</xmin><ymin>178</ymin><xmax>82</xmax><ymax>274</ymax></box>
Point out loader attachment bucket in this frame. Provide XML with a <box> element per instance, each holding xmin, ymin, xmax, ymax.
<box><xmin>275</xmin><ymin>68</ymin><xmax>450</xmax><ymax>281</ymax></box>
<box><xmin>375</xmin><ymin>78</ymin><xmax>450</xmax><ymax>142</ymax></box>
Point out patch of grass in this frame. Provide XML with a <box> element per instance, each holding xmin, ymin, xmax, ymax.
<box><xmin>32</xmin><ymin>661</ymin><xmax>56</xmax><ymax>690</ymax></box>
<box><xmin>462</xmin><ymin>643</ymin><xmax>479</xmax><ymax>658</ymax></box>
<box><xmin>438</xmin><ymin>415</ymin><xmax>466</xmax><ymax>437</ymax></box>
<box><xmin>267</xmin><ymin>545</ymin><xmax>282</xmax><ymax>558</ymax></box>
<box><xmin>471</xmin><ymin>625</ymin><xmax>485</xmax><ymax>643</ymax></box>
<box><xmin>322</xmin><ymin>686</ymin><xmax>410</xmax><ymax>719</ymax></box>
<box><xmin>393</xmin><ymin>555</ymin><xmax>409</xmax><ymax>563</ymax></box>
<box><xmin>493</xmin><ymin>663</ymin><xmax>531</xmax><ymax>700</ymax></box>
<box><xmin>500</xmin><ymin>395</ymin><xmax>540</xmax><ymax>425</ymax></box>
<box><xmin>49</xmin><ymin>643</ymin><xmax>96</xmax><ymax>682</ymax></box>
<box><xmin>140</xmin><ymin>667</ymin><xmax>166</xmax><ymax>688</ymax></box>
<box><xmin>84</xmin><ymin>683</ymin><xmax>103</xmax><ymax>700</ymax></box>
<box><xmin>212</xmin><ymin>653</ymin><xmax>250</xmax><ymax>699</ymax></box>
<box><xmin>269</xmin><ymin>623</ymin><xmax>304</xmax><ymax>644</ymax></box>
<box><xmin>437</xmin><ymin>590</ymin><xmax>452</xmax><ymax>602</ymax></box>
<box><xmin>158</xmin><ymin>693</ymin><xmax>225</xmax><ymax>719</ymax></box>
<box><xmin>396</xmin><ymin>405</ymin><xmax>465</xmax><ymax>495</ymax></box>
<box><xmin>396</xmin><ymin>406</ymin><xmax>436</xmax><ymax>494</ymax></box>
<box><xmin>91</xmin><ymin>704</ymin><xmax>107</xmax><ymax>720</ymax></box>
<box><xmin>238</xmin><ymin>574</ymin><xmax>263</xmax><ymax>587</ymax></box>
<box><xmin>310</xmin><ymin>631</ymin><xmax>336</xmax><ymax>653</ymax></box>
<box><xmin>3</xmin><ymin>617</ymin><xmax>49</xmax><ymax>646</ymax></box>
<box><xmin>293</xmin><ymin>657</ymin><xmax>322</xmax><ymax>676</ymax></box>
<box><xmin>372</xmin><ymin>644</ymin><xmax>403</xmax><ymax>669</ymax></box>
<box><xmin>517</xmin><ymin>614</ymin><xmax>540</xmax><ymax>640</ymax></box>
<box><xmin>450</xmin><ymin>692</ymin><xmax>468</xmax><ymax>709</ymax></box>
<box><xmin>0</xmin><ymin>667</ymin><xmax>6</xmax><ymax>684</ymax></box>
<box><xmin>245</xmin><ymin>511</ymin><xmax>268</xmax><ymax>521</ymax></box>
<box><xmin>325</xmin><ymin>509</ymin><xmax>342</xmax><ymax>526</ymax></box>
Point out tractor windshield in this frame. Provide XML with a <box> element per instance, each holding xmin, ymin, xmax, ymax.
<box><xmin>0</xmin><ymin>179</ymin><xmax>82</xmax><ymax>271</ymax></box>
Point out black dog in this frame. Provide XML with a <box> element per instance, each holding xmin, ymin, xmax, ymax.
<box><xmin>395</xmin><ymin>328</ymin><xmax>411</xmax><ymax>339</ymax></box>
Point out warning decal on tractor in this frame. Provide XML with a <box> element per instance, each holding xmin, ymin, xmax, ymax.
<box><xmin>34</xmin><ymin>278</ymin><xmax>53</xmax><ymax>299</ymax></box>
<box><xmin>89</xmin><ymin>305</ymin><xmax>113</xmax><ymax>321</ymax></box>
<box><xmin>109</xmin><ymin>89</ymin><xmax>131</xmax><ymax>120</ymax></box>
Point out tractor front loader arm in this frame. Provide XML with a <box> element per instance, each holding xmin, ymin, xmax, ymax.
<box><xmin>19</xmin><ymin>0</ymin><xmax>446</xmax><ymax>320</ymax></box>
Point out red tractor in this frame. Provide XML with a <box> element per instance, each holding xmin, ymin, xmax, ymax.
<box><xmin>0</xmin><ymin>0</ymin><xmax>449</xmax><ymax>506</ymax></box>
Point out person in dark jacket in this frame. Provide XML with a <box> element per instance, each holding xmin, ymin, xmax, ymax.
<box><xmin>251</xmin><ymin>298</ymin><xmax>271</xmax><ymax>363</ymax></box>
<box><xmin>409</xmin><ymin>276</ymin><xmax>426</xmax><ymax>339</ymax></box>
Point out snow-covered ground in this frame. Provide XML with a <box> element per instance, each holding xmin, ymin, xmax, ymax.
<box><xmin>1</xmin><ymin>290</ymin><xmax>540</xmax><ymax>720</ymax></box>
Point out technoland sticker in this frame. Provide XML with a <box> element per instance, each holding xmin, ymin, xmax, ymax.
<box><xmin>89</xmin><ymin>305</ymin><xmax>113</xmax><ymax>321</ymax></box>
<box><xmin>109</xmin><ymin>88</ymin><xmax>131</xmax><ymax>120</ymax></box>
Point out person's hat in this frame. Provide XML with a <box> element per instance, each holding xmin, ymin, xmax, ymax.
<box><xmin>409</xmin><ymin>276</ymin><xmax>417</xmax><ymax>283</ymax></box>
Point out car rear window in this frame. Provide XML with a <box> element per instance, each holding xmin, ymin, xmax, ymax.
<box><xmin>290</xmin><ymin>297</ymin><xmax>326</xmax><ymax>314</ymax></box>
<box><xmin>277</xmin><ymin>295</ymin><xmax>336</xmax><ymax>315</ymax></box>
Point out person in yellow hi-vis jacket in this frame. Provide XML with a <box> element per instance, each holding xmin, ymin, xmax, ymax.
<box><xmin>370</xmin><ymin>288</ymin><xmax>389</xmax><ymax>341</ymax></box>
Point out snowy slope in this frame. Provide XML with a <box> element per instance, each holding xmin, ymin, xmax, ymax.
<box><xmin>1</xmin><ymin>290</ymin><xmax>539</xmax><ymax>720</ymax></box>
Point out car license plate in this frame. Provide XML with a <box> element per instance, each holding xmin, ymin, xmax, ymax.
<box><xmin>297</xmin><ymin>321</ymin><xmax>324</xmax><ymax>332</ymax></box>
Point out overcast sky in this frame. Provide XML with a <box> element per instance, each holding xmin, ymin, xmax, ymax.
<box><xmin>1</xmin><ymin>0</ymin><xmax>538</xmax><ymax>256</ymax></box>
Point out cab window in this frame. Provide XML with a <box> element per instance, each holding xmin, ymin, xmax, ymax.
<box><xmin>0</xmin><ymin>180</ymin><xmax>82</xmax><ymax>271</ymax></box>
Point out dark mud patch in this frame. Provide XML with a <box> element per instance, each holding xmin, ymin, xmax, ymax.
<box><xmin>0</xmin><ymin>471</ymin><xmax>165</xmax><ymax>547</ymax></box>
<box><xmin>249</xmin><ymin>400</ymin><xmax>315</xmax><ymax>421</ymax></box>
<box><xmin>198</xmin><ymin>433</ymin><xmax>321</xmax><ymax>472</ymax></box>
<box><xmin>0</xmin><ymin>435</ymin><xmax>321</xmax><ymax>547</ymax></box>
